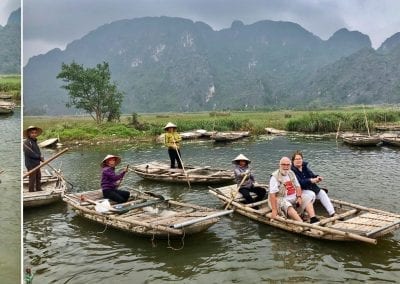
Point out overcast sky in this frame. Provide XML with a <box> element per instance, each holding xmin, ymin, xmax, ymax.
<box><xmin>23</xmin><ymin>0</ymin><xmax>400</xmax><ymax>65</ymax></box>
<box><xmin>0</xmin><ymin>0</ymin><xmax>19</xmax><ymax>26</ymax></box>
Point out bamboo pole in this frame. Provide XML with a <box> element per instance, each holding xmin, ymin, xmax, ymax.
<box><xmin>270</xmin><ymin>215</ymin><xmax>377</xmax><ymax>244</ymax></box>
<box><xmin>172</xmin><ymin>210</ymin><xmax>234</xmax><ymax>228</ymax></box>
<box><xmin>225</xmin><ymin>173</ymin><xmax>248</xmax><ymax>210</ymax></box>
<box><xmin>23</xmin><ymin>148</ymin><xmax>69</xmax><ymax>178</ymax></box>
<box><xmin>363</xmin><ymin>105</ymin><xmax>371</xmax><ymax>136</ymax></box>
<box><xmin>336</xmin><ymin>120</ymin><xmax>342</xmax><ymax>141</ymax></box>
<box><xmin>331</xmin><ymin>198</ymin><xmax>400</xmax><ymax>218</ymax></box>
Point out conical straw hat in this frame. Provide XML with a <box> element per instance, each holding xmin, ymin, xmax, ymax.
<box><xmin>164</xmin><ymin>122</ymin><xmax>177</xmax><ymax>130</ymax></box>
<box><xmin>232</xmin><ymin>154</ymin><xmax>251</xmax><ymax>163</ymax></box>
<box><xmin>101</xmin><ymin>154</ymin><xmax>121</xmax><ymax>167</ymax></box>
<box><xmin>23</xmin><ymin>126</ymin><xmax>43</xmax><ymax>138</ymax></box>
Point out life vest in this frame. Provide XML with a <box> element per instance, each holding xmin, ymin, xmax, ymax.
<box><xmin>271</xmin><ymin>169</ymin><xmax>298</xmax><ymax>197</ymax></box>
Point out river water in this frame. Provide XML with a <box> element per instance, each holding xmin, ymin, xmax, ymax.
<box><xmin>0</xmin><ymin>109</ymin><xmax>21</xmax><ymax>283</ymax></box>
<box><xmin>23</xmin><ymin>135</ymin><xmax>400</xmax><ymax>283</ymax></box>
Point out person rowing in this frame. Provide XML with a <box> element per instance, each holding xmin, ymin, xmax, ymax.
<box><xmin>232</xmin><ymin>154</ymin><xmax>266</xmax><ymax>208</ymax></box>
<box><xmin>101</xmin><ymin>155</ymin><xmax>130</xmax><ymax>204</ymax></box>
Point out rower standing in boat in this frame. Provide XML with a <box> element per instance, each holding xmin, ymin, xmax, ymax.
<box><xmin>23</xmin><ymin>126</ymin><xmax>44</xmax><ymax>192</ymax></box>
<box><xmin>269</xmin><ymin>157</ymin><xmax>319</xmax><ymax>223</ymax></box>
<box><xmin>291</xmin><ymin>151</ymin><xmax>336</xmax><ymax>217</ymax></box>
<box><xmin>101</xmin><ymin>155</ymin><xmax>130</xmax><ymax>204</ymax></box>
<box><xmin>164</xmin><ymin>122</ymin><xmax>183</xmax><ymax>169</ymax></box>
<box><xmin>232</xmin><ymin>154</ymin><xmax>266</xmax><ymax>206</ymax></box>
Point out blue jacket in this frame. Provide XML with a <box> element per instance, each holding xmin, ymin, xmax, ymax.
<box><xmin>291</xmin><ymin>161</ymin><xmax>320</xmax><ymax>194</ymax></box>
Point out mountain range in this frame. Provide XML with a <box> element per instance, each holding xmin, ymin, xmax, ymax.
<box><xmin>23</xmin><ymin>16</ymin><xmax>400</xmax><ymax>115</ymax></box>
<box><xmin>0</xmin><ymin>8</ymin><xmax>20</xmax><ymax>74</ymax></box>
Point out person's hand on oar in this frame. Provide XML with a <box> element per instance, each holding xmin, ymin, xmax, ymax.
<box><xmin>225</xmin><ymin>172</ymin><xmax>248</xmax><ymax>210</ymax></box>
<box><xmin>117</xmin><ymin>164</ymin><xmax>129</xmax><ymax>187</ymax></box>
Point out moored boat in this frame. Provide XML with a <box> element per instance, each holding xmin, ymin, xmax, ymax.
<box><xmin>38</xmin><ymin>137</ymin><xmax>59</xmax><ymax>148</ymax></box>
<box><xmin>381</xmin><ymin>135</ymin><xmax>400</xmax><ymax>147</ymax></box>
<box><xmin>23</xmin><ymin>171</ymin><xmax>67</xmax><ymax>208</ymax></box>
<box><xmin>210</xmin><ymin>131</ymin><xmax>250</xmax><ymax>142</ymax></box>
<box><xmin>131</xmin><ymin>161</ymin><xmax>235</xmax><ymax>184</ymax></box>
<box><xmin>63</xmin><ymin>188</ymin><xmax>232</xmax><ymax>238</ymax></box>
<box><xmin>265</xmin><ymin>127</ymin><xmax>287</xmax><ymax>135</ymax></box>
<box><xmin>342</xmin><ymin>134</ymin><xmax>381</xmax><ymax>146</ymax></box>
<box><xmin>0</xmin><ymin>101</ymin><xmax>16</xmax><ymax>114</ymax></box>
<box><xmin>209</xmin><ymin>184</ymin><xmax>400</xmax><ymax>244</ymax></box>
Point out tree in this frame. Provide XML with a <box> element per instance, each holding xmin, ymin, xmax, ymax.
<box><xmin>57</xmin><ymin>61</ymin><xmax>123</xmax><ymax>123</ymax></box>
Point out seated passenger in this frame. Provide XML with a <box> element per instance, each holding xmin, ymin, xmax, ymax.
<box><xmin>291</xmin><ymin>151</ymin><xmax>335</xmax><ymax>217</ymax></box>
<box><xmin>269</xmin><ymin>157</ymin><xmax>319</xmax><ymax>223</ymax></box>
<box><xmin>101</xmin><ymin>154</ymin><xmax>130</xmax><ymax>204</ymax></box>
<box><xmin>232</xmin><ymin>154</ymin><xmax>266</xmax><ymax>205</ymax></box>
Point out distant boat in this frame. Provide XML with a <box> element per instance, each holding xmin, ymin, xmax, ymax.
<box><xmin>380</xmin><ymin>133</ymin><xmax>400</xmax><ymax>147</ymax></box>
<box><xmin>375</xmin><ymin>124</ymin><xmax>400</xmax><ymax>131</ymax></box>
<box><xmin>342</xmin><ymin>134</ymin><xmax>381</xmax><ymax>147</ymax></box>
<box><xmin>131</xmin><ymin>161</ymin><xmax>235</xmax><ymax>184</ymax></box>
<box><xmin>265</xmin><ymin>127</ymin><xmax>287</xmax><ymax>135</ymax></box>
<box><xmin>0</xmin><ymin>101</ymin><xmax>16</xmax><ymax>114</ymax></box>
<box><xmin>210</xmin><ymin>131</ymin><xmax>250</xmax><ymax>142</ymax></box>
<box><xmin>38</xmin><ymin>138</ymin><xmax>59</xmax><ymax>148</ymax></box>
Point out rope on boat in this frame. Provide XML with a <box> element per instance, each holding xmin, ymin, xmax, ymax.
<box><xmin>97</xmin><ymin>223</ymin><xmax>108</xmax><ymax>234</ymax></box>
<box><xmin>167</xmin><ymin>229</ymin><xmax>186</xmax><ymax>251</ymax></box>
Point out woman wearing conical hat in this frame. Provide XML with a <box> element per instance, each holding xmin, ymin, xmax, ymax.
<box><xmin>101</xmin><ymin>155</ymin><xmax>130</xmax><ymax>203</ymax></box>
<box><xmin>23</xmin><ymin>126</ymin><xmax>44</xmax><ymax>192</ymax></box>
<box><xmin>232</xmin><ymin>154</ymin><xmax>266</xmax><ymax>207</ymax></box>
<box><xmin>164</xmin><ymin>122</ymin><xmax>183</xmax><ymax>169</ymax></box>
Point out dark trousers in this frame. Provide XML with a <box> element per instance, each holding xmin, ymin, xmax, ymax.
<box><xmin>102</xmin><ymin>189</ymin><xmax>130</xmax><ymax>204</ymax></box>
<box><xmin>28</xmin><ymin>169</ymin><xmax>41</xmax><ymax>192</ymax></box>
<box><xmin>168</xmin><ymin>148</ymin><xmax>183</xmax><ymax>169</ymax></box>
<box><xmin>239</xmin><ymin>186</ymin><xmax>266</xmax><ymax>204</ymax></box>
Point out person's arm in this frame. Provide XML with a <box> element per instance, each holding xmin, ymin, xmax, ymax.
<box><xmin>269</xmin><ymin>176</ymin><xmax>279</xmax><ymax>218</ymax></box>
<box><xmin>23</xmin><ymin>140</ymin><xmax>41</xmax><ymax>160</ymax></box>
<box><xmin>103</xmin><ymin>167</ymin><xmax>125</xmax><ymax>182</ymax></box>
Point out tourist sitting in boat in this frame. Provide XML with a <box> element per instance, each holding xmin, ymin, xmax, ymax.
<box><xmin>269</xmin><ymin>157</ymin><xmax>319</xmax><ymax>223</ymax></box>
<box><xmin>164</xmin><ymin>122</ymin><xmax>183</xmax><ymax>169</ymax></box>
<box><xmin>291</xmin><ymin>151</ymin><xmax>336</xmax><ymax>217</ymax></box>
<box><xmin>101</xmin><ymin>155</ymin><xmax>130</xmax><ymax>204</ymax></box>
<box><xmin>23</xmin><ymin>126</ymin><xmax>44</xmax><ymax>192</ymax></box>
<box><xmin>232</xmin><ymin>154</ymin><xmax>266</xmax><ymax>206</ymax></box>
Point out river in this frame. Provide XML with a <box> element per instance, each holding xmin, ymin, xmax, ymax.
<box><xmin>23</xmin><ymin>135</ymin><xmax>400</xmax><ymax>283</ymax></box>
<box><xmin>0</xmin><ymin>109</ymin><xmax>21</xmax><ymax>283</ymax></box>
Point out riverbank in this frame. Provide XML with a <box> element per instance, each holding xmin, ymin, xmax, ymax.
<box><xmin>0</xmin><ymin>75</ymin><xmax>21</xmax><ymax>103</ymax></box>
<box><xmin>24</xmin><ymin>106</ymin><xmax>400</xmax><ymax>145</ymax></box>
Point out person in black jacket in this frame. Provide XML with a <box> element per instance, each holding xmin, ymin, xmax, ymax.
<box><xmin>291</xmin><ymin>151</ymin><xmax>336</xmax><ymax>217</ymax></box>
<box><xmin>23</xmin><ymin>126</ymin><xmax>44</xmax><ymax>192</ymax></box>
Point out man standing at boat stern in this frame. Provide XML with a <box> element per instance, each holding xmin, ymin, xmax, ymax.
<box><xmin>23</xmin><ymin>126</ymin><xmax>44</xmax><ymax>192</ymax></box>
<box><xmin>269</xmin><ymin>157</ymin><xmax>319</xmax><ymax>223</ymax></box>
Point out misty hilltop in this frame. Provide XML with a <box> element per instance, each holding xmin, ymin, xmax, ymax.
<box><xmin>24</xmin><ymin>16</ymin><xmax>400</xmax><ymax>115</ymax></box>
<box><xmin>0</xmin><ymin>8</ymin><xmax>20</xmax><ymax>74</ymax></box>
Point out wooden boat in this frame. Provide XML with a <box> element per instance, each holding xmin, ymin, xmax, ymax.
<box><xmin>0</xmin><ymin>101</ymin><xmax>16</xmax><ymax>114</ymax></box>
<box><xmin>375</xmin><ymin>124</ymin><xmax>400</xmax><ymax>131</ymax></box>
<box><xmin>210</xmin><ymin>131</ymin><xmax>250</xmax><ymax>142</ymax></box>
<box><xmin>38</xmin><ymin>138</ymin><xmax>59</xmax><ymax>148</ymax></box>
<box><xmin>342</xmin><ymin>134</ymin><xmax>381</xmax><ymax>146</ymax></box>
<box><xmin>380</xmin><ymin>133</ymin><xmax>400</xmax><ymax>147</ymax></box>
<box><xmin>131</xmin><ymin>161</ymin><xmax>235</xmax><ymax>184</ymax></box>
<box><xmin>63</xmin><ymin>188</ymin><xmax>233</xmax><ymax>238</ymax></box>
<box><xmin>23</xmin><ymin>171</ymin><xmax>67</xmax><ymax>208</ymax></box>
<box><xmin>265</xmin><ymin>127</ymin><xmax>287</xmax><ymax>135</ymax></box>
<box><xmin>157</xmin><ymin>129</ymin><xmax>216</xmax><ymax>143</ymax></box>
<box><xmin>209</xmin><ymin>184</ymin><xmax>400</xmax><ymax>244</ymax></box>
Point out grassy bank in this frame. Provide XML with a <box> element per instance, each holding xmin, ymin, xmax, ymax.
<box><xmin>24</xmin><ymin>106</ymin><xmax>400</xmax><ymax>144</ymax></box>
<box><xmin>0</xmin><ymin>74</ymin><xmax>21</xmax><ymax>101</ymax></box>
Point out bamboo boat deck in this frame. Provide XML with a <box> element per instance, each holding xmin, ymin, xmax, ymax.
<box><xmin>131</xmin><ymin>161</ymin><xmax>235</xmax><ymax>184</ymax></box>
<box><xmin>63</xmin><ymin>189</ymin><xmax>232</xmax><ymax>238</ymax></box>
<box><xmin>23</xmin><ymin>173</ymin><xmax>67</xmax><ymax>208</ymax></box>
<box><xmin>209</xmin><ymin>184</ymin><xmax>400</xmax><ymax>244</ymax></box>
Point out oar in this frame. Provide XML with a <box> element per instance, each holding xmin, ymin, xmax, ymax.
<box><xmin>23</xmin><ymin>148</ymin><xmax>69</xmax><ymax>178</ymax></box>
<box><xmin>45</xmin><ymin>163</ymin><xmax>74</xmax><ymax>190</ymax></box>
<box><xmin>117</xmin><ymin>164</ymin><xmax>129</xmax><ymax>188</ymax></box>
<box><xmin>172</xmin><ymin>140</ymin><xmax>191</xmax><ymax>189</ymax></box>
<box><xmin>225</xmin><ymin>173</ymin><xmax>248</xmax><ymax>210</ymax></box>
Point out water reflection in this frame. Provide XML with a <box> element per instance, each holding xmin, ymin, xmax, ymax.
<box><xmin>24</xmin><ymin>136</ymin><xmax>400</xmax><ymax>282</ymax></box>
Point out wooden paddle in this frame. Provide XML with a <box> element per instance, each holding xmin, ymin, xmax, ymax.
<box><xmin>117</xmin><ymin>164</ymin><xmax>129</xmax><ymax>188</ymax></box>
<box><xmin>23</xmin><ymin>148</ymin><xmax>69</xmax><ymax>178</ymax></box>
<box><xmin>172</xmin><ymin>139</ymin><xmax>191</xmax><ymax>189</ymax></box>
<box><xmin>225</xmin><ymin>172</ymin><xmax>248</xmax><ymax>210</ymax></box>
